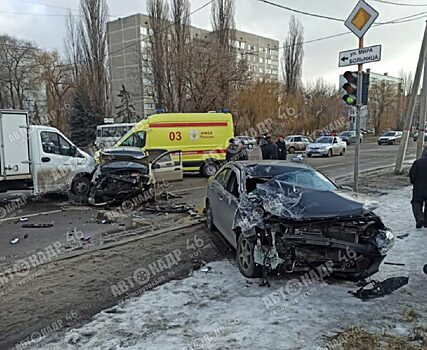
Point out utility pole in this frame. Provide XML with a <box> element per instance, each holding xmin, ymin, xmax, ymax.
<box><xmin>353</xmin><ymin>37</ymin><xmax>364</xmax><ymax>192</ymax></box>
<box><xmin>395</xmin><ymin>21</ymin><xmax>427</xmax><ymax>173</ymax></box>
<box><xmin>417</xmin><ymin>47</ymin><xmax>427</xmax><ymax>158</ymax></box>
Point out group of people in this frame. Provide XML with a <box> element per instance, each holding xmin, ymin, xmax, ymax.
<box><xmin>260</xmin><ymin>135</ymin><xmax>287</xmax><ymax>160</ymax></box>
<box><xmin>225</xmin><ymin>134</ymin><xmax>288</xmax><ymax>163</ymax></box>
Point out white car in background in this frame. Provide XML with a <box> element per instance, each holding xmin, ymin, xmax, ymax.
<box><xmin>377</xmin><ymin>131</ymin><xmax>402</xmax><ymax>145</ymax></box>
<box><xmin>234</xmin><ymin>135</ymin><xmax>257</xmax><ymax>148</ymax></box>
<box><xmin>305</xmin><ymin>136</ymin><xmax>347</xmax><ymax>157</ymax></box>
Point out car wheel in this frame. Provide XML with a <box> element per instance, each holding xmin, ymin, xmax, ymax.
<box><xmin>340</xmin><ymin>148</ymin><xmax>345</xmax><ymax>156</ymax></box>
<box><xmin>327</xmin><ymin>149</ymin><xmax>332</xmax><ymax>157</ymax></box>
<box><xmin>236</xmin><ymin>234</ymin><xmax>262</xmax><ymax>278</ymax></box>
<box><xmin>288</xmin><ymin>146</ymin><xmax>295</xmax><ymax>154</ymax></box>
<box><xmin>248</xmin><ymin>143</ymin><xmax>253</xmax><ymax>149</ymax></box>
<box><xmin>205</xmin><ymin>200</ymin><xmax>217</xmax><ymax>231</ymax></box>
<box><xmin>201</xmin><ymin>161</ymin><xmax>218</xmax><ymax>177</ymax></box>
<box><xmin>392</xmin><ymin>140</ymin><xmax>395</xmax><ymax>145</ymax></box>
<box><xmin>378</xmin><ymin>142</ymin><xmax>381</xmax><ymax>145</ymax></box>
<box><xmin>68</xmin><ymin>175</ymin><xmax>91</xmax><ymax>205</ymax></box>
<box><xmin>307</xmin><ymin>154</ymin><xmax>312</xmax><ymax>158</ymax></box>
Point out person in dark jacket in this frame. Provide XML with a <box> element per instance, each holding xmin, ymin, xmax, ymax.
<box><xmin>226</xmin><ymin>138</ymin><xmax>248</xmax><ymax>162</ymax></box>
<box><xmin>276</xmin><ymin>135</ymin><xmax>287</xmax><ymax>160</ymax></box>
<box><xmin>409</xmin><ymin>148</ymin><xmax>427</xmax><ymax>228</ymax></box>
<box><xmin>261</xmin><ymin>136</ymin><xmax>278</xmax><ymax>160</ymax></box>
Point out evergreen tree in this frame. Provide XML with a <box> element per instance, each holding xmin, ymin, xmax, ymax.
<box><xmin>115</xmin><ymin>85</ymin><xmax>136</xmax><ymax>123</ymax></box>
<box><xmin>69</xmin><ymin>86</ymin><xmax>99</xmax><ymax>147</ymax></box>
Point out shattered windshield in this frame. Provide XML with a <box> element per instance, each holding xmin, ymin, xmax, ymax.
<box><xmin>273</xmin><ymin>168</ymin><xmax>337</xmax><ymax>191</ymax></box>
<box><xmin>315</xmin><ymin>137</ymin><xmax>333</xmax><ymax>144</ymax></box>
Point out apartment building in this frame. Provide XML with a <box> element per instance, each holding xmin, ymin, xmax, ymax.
<box><xmin>107</xmin><ymin>14</ymin><xmax>280</xmax><ymax>118</ymax></box>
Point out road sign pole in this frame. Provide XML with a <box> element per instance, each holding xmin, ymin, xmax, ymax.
<box><xmin>395</xmin><ymin>21</ymin><xmax>427</xmax><ymax>173</ymax></box>
<box><xmin>354</xmin><ymin>37</ymin><xmax>364</xmax><ymax>192</ymax></box>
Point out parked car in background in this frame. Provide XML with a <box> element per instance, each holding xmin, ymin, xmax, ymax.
<box><xmin>205</xmin><ymin>161</ymin><xmax>394</xmax><ymax>280</ymax></box>
<box><xmin>413</xmin><ymin>131</ymin><xmax>427</xmax><ymax>142</ymax></box>
<box><xmin>284</xmin><ymin>135</ymin><xmax>312</xmax><ymax>153</ymax></box>
<box><xmin>377</xmin><ymin>131</ymin><xmax>402</xmax><ymax>145</ymax></box>
<box><xmin>306</xmin><ymin>136</ymin><xmax>347</xmax><ymax>157</ymax></box>
<box><xmin>339</xmin><ymin>130</ymin><xmax>363</xmax><ymax>145</ymax></box>
<box><xmin>234</xmin><ymin>135</ymin><xmax>257</xmax><ymax>148</ymax></box>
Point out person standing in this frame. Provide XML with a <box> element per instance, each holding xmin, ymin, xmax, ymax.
<box><xmin>276</xmin><ymin>135</ymin><xmax>287</xmax><ymax>160</ymax></box>
<box><xmin>409</xmin><ymin>148</ymin><xmax>427</xmax><ymax>228</ymax></box>
<box><xmin>261</xmin><ymin>136</ymin><xmax>278</xmax><ymax>160</ymax></box>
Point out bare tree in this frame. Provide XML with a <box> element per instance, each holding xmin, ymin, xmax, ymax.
<box><xmin>282</xmin><ymin>15</ymin><xmax>304</xmax><ymax>93</ymax></box>
<box><xmin>170</xmin><ymin>0</ymin><xmax>190</xmax><ymax>111</ymax></box>
<box><xmin>211</xmin><ymin>0</ymin><xmax>236</xmax><ymax>108</ymax></box>
<box><xmin>147</xmin><ymin>0</ymin><xmax>170</xmax><ymax>110</ymax></box>
<box><xmin>115</xmin><ymin>85</ymin><xmax>136</xmax><ymax>122</ymax></box>
<box><xmin>0</xmin><ymin>35</ymin><xmax>40</xmax><ymax>109</ymax></box>
<box><xmin>79</xmin><ymin>0</ymin><xmax>110</xmax><ymax>115</ymax></box>
<box><xmin>368</xmin><ymin>81</ymin><xmax>400</xmax><ymax>134</ymax></box>
<box><xmin>64</xmin><ymin>12</ymin><xmax>81</xmax><ymax>83</ymax></box>
<box><xmin>38</xmin><ymin>51</ymin><xmax>74</xmax><ymax>132</ymax></box>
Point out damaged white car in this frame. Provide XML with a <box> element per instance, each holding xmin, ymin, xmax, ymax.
<box><xmin>205</xmin><ymin>161</ymin><xmax>394</xmax><ymax>281</ymax></box>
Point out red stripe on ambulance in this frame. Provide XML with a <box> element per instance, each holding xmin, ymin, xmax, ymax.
<box><xmin>149</xmin><ymin>122</ymin><xmax>228</xmax><ymax>128</ymax></box>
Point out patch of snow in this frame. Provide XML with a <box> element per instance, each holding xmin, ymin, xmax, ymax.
<box><xmin>23</xmin><ymin>187</ymin><xmax>426</xmax><ymax>350</ymax></box>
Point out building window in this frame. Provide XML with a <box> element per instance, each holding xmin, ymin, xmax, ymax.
<box><xmin>267</xmin><ymin>59</ymin><xmax>271</xmax><ymax>64</ymax></box>
<box><xmin>259</xmin><ymin>47</ymin><xmax>264</xmax><ymax>53</ymax></box>
<box><xmin>259</xmin><ymin>57</ymin><xmax>264</xmax><ymax>63</ymax></box>
<box><xmin>140</xmin><ymin>27</ymin><xmax>148</xmax><ymax>36</ymax></box>
<box><xmin>259</xmin><ymin>67</ymin><xmax>263</xmax><ymax>73</ymax></box>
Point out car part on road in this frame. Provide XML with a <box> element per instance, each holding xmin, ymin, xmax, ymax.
<box><xmin>348</xmin><ymin>276</ymin><xmax>409</xmax><ymax>300</ymax></box>
<box><xmin>22</xmin><ymin>223</ymin><xmax>53</xmax><ymax>228</ymax></box>
<box><xmin>160</xmin><ymin>191</ymin><xmax>182</xmax><ymax>200</ymax></box>
<box><xmin>144</xmin><ymin>203</ymin><xmax>193</xmax><ymax>214</ymax></box>
<box><xmin>396</xmin><ymin>233</ymin><xmax>410</xmax><ymax>239</ymax></box>
<box><xmin>10</xmin><ymin>238</ymin><xmax>19</xmax><ymax>244</ymax></box>
<box><xmin>19</xmin><ymin>217</ymin><xmax>28</xmax><ymax>222</ymax></box>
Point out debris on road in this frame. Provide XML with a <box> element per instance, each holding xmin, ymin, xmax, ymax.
<box><xmin>19</xmin><ymin>217</ymin><xmax>28</xmax><ymax>222</ymax></box>
<box><xmin>160</xmin><ymin>191</ymin><xmax>182</xmax><ymax>200</ymax></box>
<box><xmin>22</xmin><ymin>223</ymin><xmax>54</xmax><ymax>228</ymax></box>
<box><xmin>397</xmin><ymin>233</ymin><xmax>410</xmax><ymax>239</ymax></box>
<box><xmin>384</xmin><ymin>262</ymin><xmax>405</xmax><ymax>266</ymax></box>
<box><xmin>143</xmin><ymin>203</ymin><xmax>192</xmax><ymax>214</ymax></box>
<box><xmin>200</xmin><ymin>266</ymin><xmax>212</xmax><ymax>273</ymax></box>
<box><xmin>349</xmin><ymin>276</ymin><xmax>409</xmax><ymax>300</ymax></box>
<box><xmin>24</xmin><ymin>234</ymin><xmax>28</xmax><ymax>239</ymax></box>
<box><xmin>10</xmin><ymin>238</ymin><xmax>19</xmax><ymax>244</ymax></box>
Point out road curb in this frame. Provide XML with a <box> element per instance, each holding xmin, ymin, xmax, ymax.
<box><xmin>334</xmin><ymin>161</ymin><xmax>413</xmax><ymax>183</ymax></box>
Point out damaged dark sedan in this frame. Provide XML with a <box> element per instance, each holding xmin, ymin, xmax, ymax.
<box><xmin>205</xmin><ymin>161</ymin><xmax>394</xmax><ymax>281</ymax></box>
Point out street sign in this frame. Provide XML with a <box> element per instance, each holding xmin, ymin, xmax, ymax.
<box><xmin>339</xmin><ymin>44</ymin><xmax>381</xmax><ymax>67</ymax></box>
<box><xmin>104</xmin><ymin>117</ymin><xmax>114</xmax><ymax>124</ymax></box>
<box><xmin>345</xmin><ymin>0</ymin><xmax>379</xmax><ymax>38</ymax></box>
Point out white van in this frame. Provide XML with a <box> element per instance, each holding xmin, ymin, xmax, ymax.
<box><xmin>95</xmin><ymin>123</ymin><xmax>135</xmax><ymax>149</ymax></box>
<box><xmin>0</xmin><ymin>110</ymin><xmax>96</xmax><ymax>197</ymax></box>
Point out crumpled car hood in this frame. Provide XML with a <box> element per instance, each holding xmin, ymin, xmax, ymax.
<box><xmin>234</xmin><ymin>176</ymin><xmax>377</xmax><ymax>233</ymax></box>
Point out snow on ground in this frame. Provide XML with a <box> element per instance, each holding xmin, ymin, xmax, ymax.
<box><xmin>23</xmin><ymin>187</ymin><xmax>426</xmax><ymax>350</ymax></box>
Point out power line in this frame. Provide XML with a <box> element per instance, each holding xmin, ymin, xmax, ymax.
<box><xmin>7</xmin><ymin>0</ymin><xmax>79</xmax><ymax>12</ymax></box>
<box><xmin>370</xmin><ymin>0</ymin><xmax>427</xmax><ymax>7</ymax></box>
<box><xmin>0</xmin><ymin>9</ymin><xmax>80</xmax><ymax>17</ymax></box>
<box><xmin>256</xmin><ymin>0</ymin><xmax>345</xmax><ymax>22</ymax></box>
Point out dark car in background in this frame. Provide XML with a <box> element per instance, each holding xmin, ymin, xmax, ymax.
<box><xmin>205</xmin><ymin>161</ymin><xmax>394</xmax><ymax>281</ymax></box>
<box><xmin>339</xmin><ymin>131</ymin><xmax>363</xmax><ymax>145</ymax></box>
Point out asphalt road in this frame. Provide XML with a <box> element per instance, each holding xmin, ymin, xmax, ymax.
<box><xmin>0</xmin><ymin>141</ymin><xmax>416</xmax><ymax>265</ymax></box>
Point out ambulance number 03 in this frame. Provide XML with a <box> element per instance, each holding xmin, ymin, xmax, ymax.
<box><xmin>169</xmin><ymin>131</ymin><xmax>182</xmax><ymax>141</ymax></box>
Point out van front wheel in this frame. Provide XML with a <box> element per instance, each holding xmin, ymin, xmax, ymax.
<box><xmin>68</xmin><ymin>175</ymin><xmax>91</xmax><ymax>205</ymax></box>
<box><xmin>201</xmin><ymin>161</ymin><xmax>218</xmax><ymax>177</ymax></box>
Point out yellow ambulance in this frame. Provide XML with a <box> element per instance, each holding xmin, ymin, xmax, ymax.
<box><xmin>114</xmin><ymin>112</ymin><xmax>234</xmax><ymax>176</ymax></box>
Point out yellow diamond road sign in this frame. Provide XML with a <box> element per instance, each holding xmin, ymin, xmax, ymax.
<box><xmin>345</xmin><ymin>0</ymin><xmax>379</xmax><ymax>38</ymax></box>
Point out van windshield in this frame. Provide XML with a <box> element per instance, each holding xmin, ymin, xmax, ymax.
<box><xmin>120</xmin><ymin>130</ymin><xmax>146</xmax><ymax>148</ymax></box>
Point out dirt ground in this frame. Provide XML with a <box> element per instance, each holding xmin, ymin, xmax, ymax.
<box><xmin>0</xmin><ymin>168</ymin><xmax>413</xmax><ymax>350</ymax></box>
<box><xmin>0</xmin><ymin>223</ymin><xmax>232</xmax><ymax>349</ymax></box>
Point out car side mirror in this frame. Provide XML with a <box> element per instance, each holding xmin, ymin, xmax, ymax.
<box><xmin>152</xmin><ymin>163</ymin><xmax>160</xmax><ymax>169</ymax></box>
<box><xmin>71</xmin><ymin>145</ymin><xmax>78</xmax><ymax>157</ymax></box>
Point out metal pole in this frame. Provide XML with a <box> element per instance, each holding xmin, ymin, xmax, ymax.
<box><xmin>395</xmin><ymin>21</ymin><xmax>427</xmax><ymax>173</ymax></box>
<box><xmin>354</xmin><ymin>37</ymin><xmax>364</xmax><ymax>192</ymax></box>
<box><xmin>417</xmin><ymin>52</ymin><xmax>427</xmax><ymax>158</ymax></box>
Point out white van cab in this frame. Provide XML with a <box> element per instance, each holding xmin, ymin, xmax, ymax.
<box><xmin>0</xmin><ymin>110</ymin><xmax>95</xmax><ymax>197</ymax></box>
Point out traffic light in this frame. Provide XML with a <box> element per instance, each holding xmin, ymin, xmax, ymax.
<box><xmin>341</xmin><ymin>71</ymin><xmax>370</xmax><ymax>106</ymax></box>
<box><xmin>342</xmin><ymin>71</ymin><xmax>358</xmax><ymax>106</ymax></box>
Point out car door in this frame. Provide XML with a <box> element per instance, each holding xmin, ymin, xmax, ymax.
<box><xmin>332</xmin><ymin>137</ymin><xmax>340</xmax><ymax>155</ymax></box>
<box><xmin>220</xmin><ymin>169</ymin><xmax>242</xmax><ymax>247</ymax></box>
<box><xmin>293</xmin><ymin>136</ymin><xmax>303</xmax><ymax>151</ymax></box>
<box><xmin>208</xmin><ymin>167</ymin><xmax>232</xmax><ymax>235</ymax></box>
<box><xmin>150</xmin><ymin>149</ymin><xmax>183</xmax><ymax>183</ymax></box>
<box><xmin>302</xmin><ymin>137</ymin><xmax>311</xmax><ymax>150</ymax></box>
<box><xmin>37</xmin><ymin>130</ymin><xmax>79</xmax><ymax>193</ymax></box>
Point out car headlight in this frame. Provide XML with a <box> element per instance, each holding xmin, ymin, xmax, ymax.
<box><xmin>363</xmin><ymin>201</ymin><xmax>379</xmax><ymax>211</ymax></box>
<box><xmin>319</xmin><ymin>146</ymin><xmax>327</xmax><ymax>150</ymax></box>
<box><xmin>374</xmin><ymin>229</ymin><xmax>395</xmax><ymax>255</ymax></box>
